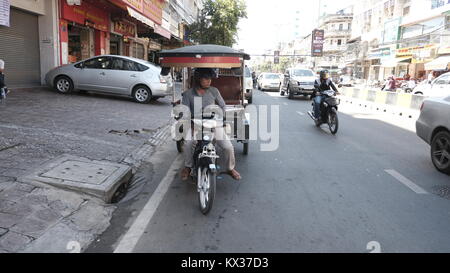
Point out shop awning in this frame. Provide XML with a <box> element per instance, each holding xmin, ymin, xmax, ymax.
<box><xmin>127</xmin><ymin>7</ymin><xmax>155</xmax><ymax>29</ymax></box>
<box><xmin>381</xmin><ymin>57</ymin><xmax>412</xmax><ymax>67</ymax></box>
<box><xmin>424</xmin><ymin>55</ymin><xmax>450</xmax><ymax>71</ymax></box>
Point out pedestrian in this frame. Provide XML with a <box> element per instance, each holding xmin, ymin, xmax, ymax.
<box><xmin>0</xmin><ymin>59</ymin><xmax>9</xmax><ymax>101</ymax></box>
<box><xmin>384</xmin><ymin>76</ymin><xmax>396</xmax><ymax>92</ymax></box>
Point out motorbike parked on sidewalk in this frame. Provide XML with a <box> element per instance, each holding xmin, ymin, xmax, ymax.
<box><xmin>308</xmin><ymin>90</ymin><xmax>340</xmax><ymax>135</ymax></box>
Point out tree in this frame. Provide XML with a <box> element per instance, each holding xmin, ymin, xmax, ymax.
<box><xmin>188</xmin><ymin>0</ymin><xmax>247</xmax><ymax>47</ymax></box>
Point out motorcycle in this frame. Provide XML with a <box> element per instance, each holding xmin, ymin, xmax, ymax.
<box><xmin>308</xmin><ymin>90</ymin><xmax>340</xmax><ymax>135</ymax></box>
<box><xmin>190</xmin><ymin>113</ymin><xmax>222</xmax><ymax>215</ymax></box>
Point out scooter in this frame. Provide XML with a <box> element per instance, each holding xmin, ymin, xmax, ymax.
<box><xmin>308</xmin><ymin>90</ymin><xmax>340</xmax><ymax>135</ymax></box>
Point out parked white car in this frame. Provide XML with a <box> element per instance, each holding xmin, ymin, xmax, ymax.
<box><xmin>413</xmin><ymin>72</ymin><xmax>450</xmax><ymax>98</ymax></box>
<box><xmin>45</xmin><ymin>55</ymin><xmax>173</xmax><ymax>104</ymax></box>
<box><xmin>416</xmin><ymin>95</ymin><xmax>450</xmax><ymax>175</ymax></box>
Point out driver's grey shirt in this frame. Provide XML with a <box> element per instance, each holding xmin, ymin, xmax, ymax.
<box><xmin>182</xmin><ymin>86</ymin><xmax>226</xmax><ymax>118</ymax></box>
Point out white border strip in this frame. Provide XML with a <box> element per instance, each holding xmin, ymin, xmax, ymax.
<box><xmin>114</xmin><ymin>155</ymin><xmax>183</xmax><ymax>253</ymax></box>
<box><xmin>385</xmin><ymin>169</ymin><xmax>428</xmax><ymax>195</ymax></box>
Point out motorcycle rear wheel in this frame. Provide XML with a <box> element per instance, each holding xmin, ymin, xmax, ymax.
<box><xmin>198</xmin><ymin>167</ymin><xmax>216</xmax><ymax>215</ymax></box>
<box><xmin>328</xmin><ymin>108</ymin><xmax>339</xmax><ymax>135</ymax></box>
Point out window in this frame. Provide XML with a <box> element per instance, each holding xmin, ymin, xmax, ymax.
<box><xmin>292</xmin><ymin>70</ymin><xmax>314</xmax><ymax>77</ymax></box>
<box><xmin>264</xmin><ymin>74</ymin><xmax>280</xmax><ymax>79</ymax></box>
<box><xmin>83</xmin><ymin>57</ymin><xmax>112</xmax><ymax>69</ymax></box>
<box><xmin>435</xmin><ymin>75</ymin><xmax>450</xmax><ymax>85</ymax></box>
<box><xmin>403</xmin><ymin>6</ymin><xmax>410</xmax><ymax>16</ymax></box>
<box><xmin>111</xmin><ymin>58</ymin><xmax>149</xmax><ymax>72</ymax></box>
<box><xmin>339</xmin><ymin>24</ymin><xmax>343</xmax><ymax>31</ymax></box>
<box><xmin>338</xmin><ymin>39</ymin><xmax>342</xmax><ymax>45</ymax></box>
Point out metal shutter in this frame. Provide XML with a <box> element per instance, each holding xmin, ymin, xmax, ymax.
<box><xmin>0</xmin><ymin>8</ymin><xmax>41</xmax><ymax>87</ymax></box>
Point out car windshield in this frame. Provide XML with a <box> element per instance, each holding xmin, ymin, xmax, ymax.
<box><xmin>293</xmin><ymin>70</ymin><xmax>314</xmax><ymax>77</ymax></box>
<box><xmin>264</xmin><ymin>74</ymin><xmax>280</xmax><ymax>79</ymax></box>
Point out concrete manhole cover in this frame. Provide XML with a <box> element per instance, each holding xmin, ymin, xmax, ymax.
<box><xmin>40</xmin><ymin>161</ymin><xmax>119</xmax><ymax>185</ymax></box>
<box><xmin>19</xmin><ymin>155</ymin><xmax>132</xmax><ymax>203</ymax></box>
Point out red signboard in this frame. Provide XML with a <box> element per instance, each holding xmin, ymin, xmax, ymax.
<box><xmin>160</xmin><ymin>56</ymin><xmax>242</xmax><ymax>68</ymax></box>
<box><xmin>113</xmin><ymin>20</ymin><xmax>136</xmax><ymax>37</ymax></box>
<box><xmin>122</xmin><ymin>0</ymin><xmax>164</xmax><ymax>25</ymax></box>
<box><xmin>61</xmin><ymin>0</ymin><xmax>110</xmax><ymax>32</ymax></box>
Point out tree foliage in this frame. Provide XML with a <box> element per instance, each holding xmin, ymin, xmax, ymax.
<box><xmin>188</xmin><ymin>0</ymin><xmax>247</xmax><ymax>47</ymax></box>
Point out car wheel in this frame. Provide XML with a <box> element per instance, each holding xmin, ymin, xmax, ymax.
<box><xmin>132</xmin><ymin>85</ymin><xmax>152</xmax><ymax>104</ymax></box>
<box><xmin>288</xmin><ymin>86</ymin><xmax>294</xmax><ymax>100</ymax></box>
<box><xmin>54</xmin><ymin>76</ymin><xmax>74</xmax><ymax>94</ymax></box>
<box><xmin>415</xmin><ymin>92</ymin><xmax>423</xmax><ymax>96</ymax></box>
<box><xmin>431</xmin><ymin>131</ymin><xmax>450</xmax><ymax>175</ymax></box>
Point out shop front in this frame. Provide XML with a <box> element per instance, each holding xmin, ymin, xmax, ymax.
<box><xmin>395</xmin><ymin>44</ymin><xmax>438</xmax><ymax>80</ymax></box>
<box><xmin>110</xmin><ymin>19</ymin><xmax>137</xmax><ymax>56</ymax></box>
<box><xmin>59</xmin><ymin>0</ymin><xmax>110</xmax><ymax>64</ymax></box>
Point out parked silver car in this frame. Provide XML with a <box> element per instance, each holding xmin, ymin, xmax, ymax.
<box><xmin>45</xmin><ymin>55</ymin><xmax>173</xmax><ymax>103</ymax></box>
<box><xmin>416</xmin><ymin>96</ymin><xmax>450</xmax><ymax>174</ymax></box>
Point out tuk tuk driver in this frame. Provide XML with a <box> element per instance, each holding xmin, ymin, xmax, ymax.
<box><xmin>180</xmin><ymin>68</ymin><xmax>242</xmax><ymax>181</ymax></box>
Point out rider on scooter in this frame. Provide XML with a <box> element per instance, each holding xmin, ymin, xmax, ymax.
<box><xmin>310</xmin><ymin>70</ymin><xmax>340</xmax><ymax>120</ymax></box>
<box><xmin>180</xmin><ymin>68</ymin><xmax>242</xmax><ymax>181</ymax></box>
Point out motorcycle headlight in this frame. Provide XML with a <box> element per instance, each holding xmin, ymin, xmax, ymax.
<box><xmin>203</xmin><ymin>135</ymin><xmax>211</xmax><ymax>142</ymax></box>
<box><xmin>323</xmin><ymin>102</ymin><xmax>329</xmax><ymax>107</ymax></box>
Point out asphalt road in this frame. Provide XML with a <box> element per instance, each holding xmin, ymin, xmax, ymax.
<box><xmin>88</xmin><ymin>89</ymin><xmax>450</xmax><ymax>253</ymax></box>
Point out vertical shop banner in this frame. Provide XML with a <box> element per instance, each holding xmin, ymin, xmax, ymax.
<box><xmin>0</xmin><ymin>0</ymin><xmax>10</xmax><ymax>27</ymax></box>
<box><xmin>311</xmin><ymin>29</ymin><xmax>325</xmax><ymax>57</ymax></box>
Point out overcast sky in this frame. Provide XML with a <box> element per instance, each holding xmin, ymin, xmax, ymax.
<box><xmin>236</xmin><ymin>0</ymin><xmax>354</xmax><ymax>55</ymax></box>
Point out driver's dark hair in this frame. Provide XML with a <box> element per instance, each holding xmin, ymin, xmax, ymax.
<box><xmin>193</xmin><ymin>68</ymin><xmax>216</xmax><ymax>87</ymax></box>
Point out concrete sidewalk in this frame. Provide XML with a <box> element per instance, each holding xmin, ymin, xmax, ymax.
<box><xmin>0</xmin><ymin>87</ymin><xmax>174</xmax><ymax>252</ymax></box>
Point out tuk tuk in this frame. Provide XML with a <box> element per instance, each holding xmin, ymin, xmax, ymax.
<box><xmin>159</xmin><ymin>44</ymin><xmax>251</xmax><ymax>214</ymax></box>
<box><xmin>159</xmin><ymin>44</ymin><xmax>251</xmax><ymax>155</ymax></box>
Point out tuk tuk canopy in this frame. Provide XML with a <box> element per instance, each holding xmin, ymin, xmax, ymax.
<box><xmin>159</xmin><ymin>44</ymin><xmax>251</xmax><ymax>69</ymax></box>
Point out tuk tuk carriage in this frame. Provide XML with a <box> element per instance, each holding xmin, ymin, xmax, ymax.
<box><xmin>159</xmin><ymin>44</ymin><xmax>251</xmax><ymax>155</ymax></box>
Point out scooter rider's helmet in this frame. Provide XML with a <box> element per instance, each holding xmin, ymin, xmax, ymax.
<box><xmin>319</xmin><ymin>70</ymin><xmax>329</xmax><ymax>80</ymax></box>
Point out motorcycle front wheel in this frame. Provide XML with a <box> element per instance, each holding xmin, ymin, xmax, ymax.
<box><xmin>328</xmin><ymin>108</ymin><xmax>339</xmax><ymax>135</ymax></box>
<box><xmin>198</xmin><ymin>167</ymin><xmax>216</xmax><ymax>215</ymax></box>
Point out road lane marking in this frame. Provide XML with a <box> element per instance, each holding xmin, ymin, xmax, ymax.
<box><xmin>114</xmin><ymin>155</ymin><xmax>183</xmax><ymax>253</ymax></box>
<box><xmin>385</xmin><ymin>170</ymin><xmax>428</xmax><ymax>195</ymax></box>
<box><xmin>297</xmin><ymin>111</ymin><xmax>305</xmax><ymax>116</ymax></box>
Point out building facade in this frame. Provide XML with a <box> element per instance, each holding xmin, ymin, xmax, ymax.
<box><xmin>0</xmin><ymin>0</ymin><xmax>203</xmax><ymax>87</ymax></box>
<box><xmin>347</xmin><ymin>0</ymin><xmax>450</xmax><ymax>82</ymax></box>
<box><xmin>315</xmin><ymin>12</ymin><xmax>353</xmax><ymax>80</ymax></box>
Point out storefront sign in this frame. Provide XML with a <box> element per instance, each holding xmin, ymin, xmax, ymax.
<box><xmin>148</xmin><ymin>40</ymin><xmax>161</xmax><ymax>51</ymax></box>
<box><xmin>438</xmin><ymin>46</ymin><xmax>450</xmax><ymax>55</ymax></box>
<box><xmin>0</xmin><ymin>0</ymin><xmax>10</xmax><ymax>27</ymax></box>
<box><xmin>113</xmin><ymin>20</ymin><xmax>136</xmax><ymax>37</ymax></box>
<box><xmin>311</xmin><ymin>29</ymin><xmax>325</xmax><ymax>57</ymax></box>
<box><xmin>61</xmin><ymin>0</ymin><xmax>109</xmax><ymax>32</ymax></box>
<box><xmin>397</xmin><ymin>44</ymin><xmax>436</xmax><ymax>57</ymax></box>
<box><xmin>121</xmin><ymin>0</ymin><xmax>164</xmax><ymax>25</ymax></box>
<box><xmin>368</xmin><ymin>47</ymin><xmax>392</xmax><ymax>59</ymax></box>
